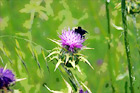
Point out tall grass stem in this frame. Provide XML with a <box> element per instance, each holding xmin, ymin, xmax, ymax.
<box><xmin>105</xmin><ymin>1</ymin><xmax>115</xmax><ymax>92</ymax></box>
<box><xmin>121</xmin><ymin>0</ymin><xmax>134</xmax><ymax>92</ymax></box>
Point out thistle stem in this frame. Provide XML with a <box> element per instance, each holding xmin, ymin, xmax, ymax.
<box><xmin>121</xmin><ymin>0</ymin><xmax>134</xmax><ymax>93</ymax></box>
<box><xmin>61</xmin><ymin>64</ymin><xmax>80</xmax><ymax>91</ymax></box>
<box><xmin>106</xmin><ymin>1</ymin><xmax>115</xmax><ymax>92</ymax></box>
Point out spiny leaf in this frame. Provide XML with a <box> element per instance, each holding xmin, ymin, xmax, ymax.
<box><xmin>65</xmin><ymin>54</ymin><xmax>70</xmax><ymax>64</ymax></box>
<box><xmin>74</xmin><ymin>53</ymin><xmax>84</xmax><ymax>56</ymax></box>
<box><xmin>69</xmin><ymin>60</ymin><xmax>75</xmax><ymax>69</ymax></box>
<box><xmin>81</xmin><ymin>82</ymin><xmax>92</xmax><ymax>93</ymax></box>
<box><xmin>49</xmin><ymin>56</ymin><xmax>58</xmax><ymax>62</ymax></box>
<box><xmin>75</xmin><ymin>65</ymin><xmax>82</xmax><ymax>74</ymax></box>
<box><xmin>62</xmin><ymin>77</ymin><xmax>72</xmax><ymax>93</ymax></box>
<box><xmin>44</xmin><ymin>84</ymin><xmax>63</xmax><ymax>93</ymax></box>
<box><xmin>68</xmin><ymin>77</ymin><xmax>78</xmax><ymax>91</ymax></box>
<box><xmin>16</xmin><ymin>78</ymin><xmax>26</xmax><ymax>82</ymax></box>
<box><xmin>47</xmin><ymin>51</ymin><xmax>60</xmax><ymax>58</ymax></box>
<box><xmin>62</xmin><ymin>66</ymin><xmax>78</xmax><ymax>91</ymax></box>
<box><xmin>48</xmin><ymin>38</ymin><xmax>61</xmax><ymax>46</ymax></box>
<box><xmin>79</xmin><ymin>56</ymin><xmax>94</xmax><ymax>70</ymax></box>
<box><xmin>54</xmin><ymin>59</ymin><xmax>62</xmax><ymax>71</ymax></box>
<box><xmin>82</xmin><ymin>46</ymin><xmax>94</xmax><ymax>50</ymax></box>
<box><xmin>52</xmin><ymin>47</ymin><xmax>61</xmax><ymax>51</ymax></box>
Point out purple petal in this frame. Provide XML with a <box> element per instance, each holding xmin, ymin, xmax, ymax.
<box><xmin>59</xmin><ymin>29</ymin><xmax>85</xmax><ymax>51</ymax></box>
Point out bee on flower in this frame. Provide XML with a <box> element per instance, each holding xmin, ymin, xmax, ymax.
<box><xmin>59</xmin><ymin>27</ymin><xmax>85</xmax><ymax>52</ymax></box>
<box><xmin>47</xmin><ymin>27</ymin><xmax>94</xmax><ymax>72</ymax></box>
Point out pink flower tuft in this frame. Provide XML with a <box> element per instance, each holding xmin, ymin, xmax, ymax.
<box><xmin>59</xmin><ymin>28</ymin><xmax>85</xmax><ymax>51</ymax></box>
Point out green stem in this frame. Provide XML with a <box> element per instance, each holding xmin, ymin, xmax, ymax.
<box><xmin>106</xmin><ymin>1</ymin><xmax>115</xmax><ymax>92</ymax></box>
<box><xmin>0</xmin><ymin>35</ymin><xmax>50</xmax><ymax>52</ymax></box>
<box><xmin>132</xmin><ymin>15</ymin><xmax>140</xmax><ymax>55</ymax></box>
<box><xmin>121</xmin><ymin>0</ymin><xmax>134</xmax><ymax>93</ymax></box>
<box><xmin>106</xmin><ymin>0</ymin><xmax>111</xmax><ymax>49</ymax></box>
<box><xmin>61</xmin><ymin>64</ymin><xmax>80</xmax><ymax>91</ymax></box>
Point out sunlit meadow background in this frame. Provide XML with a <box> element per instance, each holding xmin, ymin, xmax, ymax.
<box><xmin>0</xmin><ymin>0</ymin><xmax>140</xmax><ymax>92</ymax></box>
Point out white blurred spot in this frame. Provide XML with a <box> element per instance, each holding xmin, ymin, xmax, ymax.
<box><xmin>94</xmin><ymin>27</ymin><xmax>100</xmax><ymax>34</ymax></box>
<box><xmin>107</xmin><ymin>0</ymin><xmax>110</xmax><ymax>3</ymax></box>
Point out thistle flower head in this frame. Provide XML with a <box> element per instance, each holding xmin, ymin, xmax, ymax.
<box><xmin>0</xmin><ymin>68</ymin><xmax>15</xmax><ymax>89</ymax></box>
<box><xmin>59</xmin><ymin>28</ymin><xmax>85</xmax><ymax>52</ymax></box>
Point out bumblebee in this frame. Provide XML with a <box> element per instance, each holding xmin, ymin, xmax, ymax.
<box><xmin>74</xmin><ymin>26</ymin><xmax>88</xmax><ymax>38</ymax></box>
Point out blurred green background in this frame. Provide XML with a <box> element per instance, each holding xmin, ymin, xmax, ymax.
<box><xmin>0</xmin><ymin>0</ymin><xmax>140</xmax><ymax>92</ymax></box>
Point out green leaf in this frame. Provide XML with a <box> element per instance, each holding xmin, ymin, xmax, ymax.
<box><xmin>69</xmin><ymin>60</ymin><xmax>75</xmax><ymax>69</ymax></box>
<box><xmin>48</xmin><ymin>38</ymin><xmax>61</xmax><ymax>46</ymax></box>
<box><xmin>63</xmin><ymin>77</ymin><xmax>72</xmax><ymax>93</ymax></box>
<box><xmin>54</xmin><ymin>59</ymin><xmax>62</xmax><ymax>71</ymax></box>
<box><xmin>79</xmin><ymin>56</ymin><xmax>94</xmax><ymax>70</ymax></box>
<box><xmin>75</xmin><ymin>65</ymin><xmax>82</xmax><ymax>74</ymax></box>
<box><xmin>49</xmin><ymin>56</ymin><xmax>58</xmax><ymax>62</ymax></box>
<box><xmin>82</xmin><ymin>46</ymin><xmax>94</xmax><ymax>50</ymax></box>
<box><xmin>44</xmin><ymin>84</ymin><xmax>63</xmax><ymax>93</ymax></box>
<box><xmin>47</xmin><ymin>51</ymin><xmax>60</xmax><ymax>58</ymax></box>
<box><xmin>16</xmin><ymin>78</ymin><xmax>26</xmax><ymax>82</ymax></box>
<box><xmin>65</xmin><ymin>54</ymin><xmax>70</xmax><ymax>64</ymax></box>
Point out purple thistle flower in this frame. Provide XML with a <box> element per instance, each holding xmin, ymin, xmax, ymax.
<box><xmin>79</xmin><ymin>89</ymin><xmax>88</xmax><ymax>93</ymax></box>
<box><xmin>0</xmin><ymin>68</ymin><xmax>15</xmax><ymax>89</ymax></box>
<box><xmin>59</xmin><ymin>28</ymin><xmax>85</xmax><ymax>51</ymax></box>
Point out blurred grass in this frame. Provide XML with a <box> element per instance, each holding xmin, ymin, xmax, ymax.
<box><xmin>0</xmin><ymin>0</ymin><xmax>140</xmax><ymax>93</ymax></box>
